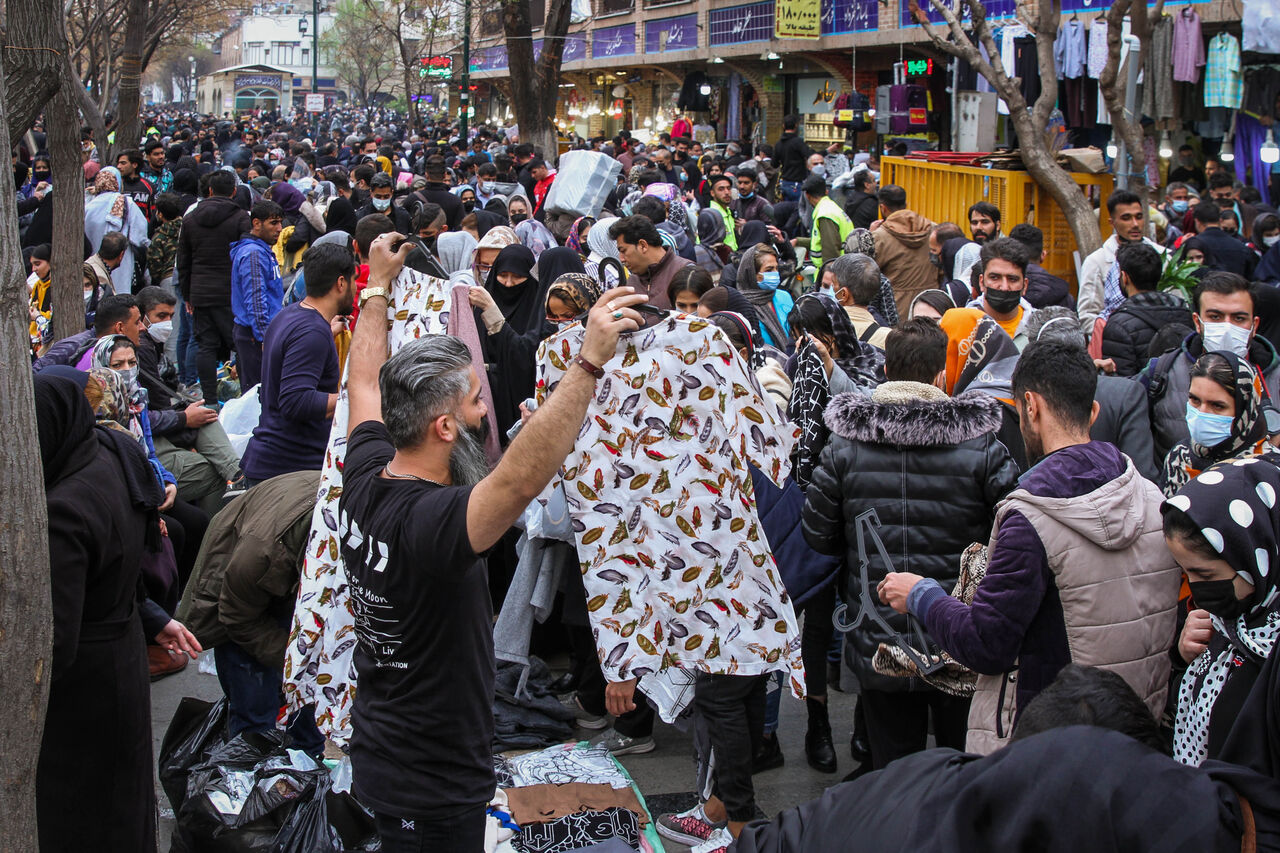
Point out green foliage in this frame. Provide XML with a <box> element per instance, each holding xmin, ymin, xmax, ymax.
<box><xmin>1158</xmin><ymin>248</ymin><xmax>1200</xmax><ymax>305</ymax></box>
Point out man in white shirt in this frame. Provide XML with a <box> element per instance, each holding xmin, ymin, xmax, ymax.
<box><xmin>1078</xmin><ymin>190</ymin><xmax>1166</xmax><ymax>336</ymax></box>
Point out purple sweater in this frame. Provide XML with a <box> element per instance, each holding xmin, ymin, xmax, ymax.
<box><xmin>908</xmin><ymin>441</ymin><xmax>1129</xmax><ymax>714</ymax></box>
<box><xmin>241</xmin><ymin>303</ymin><xmax>338</xmax><ymax>480</ymax></box>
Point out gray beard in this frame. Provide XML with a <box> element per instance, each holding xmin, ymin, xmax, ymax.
<box><xmin>449</xmin><ymin>422</ymin><xmax>491</xmax><ymax>487</ymax></box>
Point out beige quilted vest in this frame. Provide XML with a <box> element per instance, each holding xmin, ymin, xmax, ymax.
<box><xmin>966</xmin><ymin>458</ymin><xmax>1181</xmax><ymax>755</ymax></box>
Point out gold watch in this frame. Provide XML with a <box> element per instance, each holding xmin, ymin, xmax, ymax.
<box><xmin>359</xmin><ymin>286</ymin><xmax>388</xmax><ymax>307</ymax></box>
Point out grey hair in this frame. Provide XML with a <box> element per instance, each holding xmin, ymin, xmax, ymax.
<box><xmin>379</xmin><ymin>335</ymin><xmax>474</xmax><ymax>449</ymax></box>
<box><xmin>1026</xmin><ymin>306</ymin><xmax>1086</xmax><ymax>349</ymax></box>
<box><xmin>828</xmin><ymin>253</ymin><xmax>882</xmax><ymax>307</ymax></box>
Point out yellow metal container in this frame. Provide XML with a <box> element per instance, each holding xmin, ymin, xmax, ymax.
<box><xmin>881</xmin><ymin>157</ymin><xmax>1114</xmax><ymax>294</ymax></box>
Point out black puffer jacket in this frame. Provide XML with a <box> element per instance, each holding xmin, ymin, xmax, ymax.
<box><xmin>802</xmin><ymin>382</ymin><xmax>1020</xmax><ymax>692</ymax></box>
<box><xmin>176</xmin><ymin>196</ymin><xmax>251</xmax><ymax>308</ymax></box>
<box><xmin>1100</xmin><ymin>290</ymin><xmax>1193</xmax><ymax>377</ymax></box>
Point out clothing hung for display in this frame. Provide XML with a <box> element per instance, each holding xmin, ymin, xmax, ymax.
<box><xmin>1173</xmin><ymin>8</ymin><xmax>1206</xmax><ymax>84</ymax></box>
<box><xmin>534</xmin><ymin>314</ymin><xmax>806</xmax><ymax>701</ymax></box>
<box><xmin>1143</xmin><ymin>16</ymin><xmax>1176</xmax><ymax>121</ymax></box>
<box><xmin>1055</xmin><ymin>19</ymin><xmax>1086</xmax><ymax>80</ymax></box>
<box><xmin>1205</xmin><ymin>32</ymin><xmax>1243</xmax><ymax>109</ymax></box>
<box><xmin>1244</xmin><ymin>67</ymin><xmax>1280</xmax><ymax>119</ymax></box>
<box><xmin>1087</xmin><ymin>19</ymin><xmax>1109</xmax><ymax>80</ymax></box>
<box><xmin>282</xmin><ymin>269</ymin><xmax>493</xmax><ymax>745</ymax></box>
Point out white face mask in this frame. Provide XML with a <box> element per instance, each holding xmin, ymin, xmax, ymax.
<box><xmin>1201</xmin><ymin>320</ymin><xmax>1252</xmax><ymax>357</ymax></box>
<box><xmin>372</xmin><ymin>197</ymin><xmax>391</xmax><ymax>211</ymax></box>
<box><xmin>147</xmin><ymin>319</ymin><xmax>173</xmax><ymax>343</ymax></box>
<box><xmin>1265</xmin><ymin>234</ymin><xmax>1280</xmax><ymax>248</ymax></box>
<box><xmin>480</xmin><ymin>181</ymin><xmax>495</xmax><ymax>194</ymax></box>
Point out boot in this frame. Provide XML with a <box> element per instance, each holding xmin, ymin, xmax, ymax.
<box><xmin>849</xmin><ymin>701</ymin><xmax>871</xmax><ymax>764</ymax></box>
<box><xmin>805</xmin><ymin>697</ymin><xmax>837</xmax><ymax>773</ymax></box>
<box><xmin>752</xmin><ymin>732</ymin><xmax>785</xmax><ymax>774</ymax></box>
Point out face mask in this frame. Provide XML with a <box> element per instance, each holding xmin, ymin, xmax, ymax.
<box><xmin>479</xmin><ymin>181</ymin><xmax>495</xmax><ymax>194</ymax></box>
<box><xmin>1188</xmin><ymin>577</ymin><xmax>1249</xmax><ymax>622</ymax></box>
<box><xmin>1170</xmin><ymin>200</ymin><xmax>1189</xmax><ymax>214</ymax></box>
<box><xmin>758</xmin><ymin>271</ymin><xmax>780</xmax><ymax>291</ymax></box>
<box><xmin>819</xmin><ymin>285</ymin><xmax>836</xmax><ymax>299</ymax></box>
<box><xmin>510</xmin><ymin>212</ymin><xmax>528</xmax><ymax>224</ymax></box>
<box><xmin>740</xmin><ymin>190</ymin><xmax>754</xmax><ymax>199</ymax></box>
<box><xmin>984</xmin><ymin>288</ymin><xmax>1022</xmax><ymax>315</ymax></box>
<box><xmin>1200</xmin><ymin>321</ymin><xmax>1252</xmax><ymax>357</ymax></box>
<box><xmin>678</xmin><ymin>171</ymin><xmax>687</xmax><ymax>184</ymax></box>
<box><xmin>372</xmin><ymin>197</ymin><xmax>391</xmax><ymax>211</ymax></box>
<box><xmin>1266</xmin><ymin>235</ymin><xmax>1280</xmax><ymax>248</ymax></box>
<box><xmin>1185</xmin><ymin>402</ymin><xmax>1234</xmax><ymax>448</ymax></box>
<box><xmin>462</xmin><ymin>200</ymin><xmax>476</xmax><ymax>212</ymax></box>
<box><xmin>115</xmin><ymin>365</ymin><xmax>140</xmax><ymax>385</ymax></box>
<box><xmin>147</xmin><ymin>320</ymin><xmax>173</xmax><ymax>343</ymax></box>
<box><xmin>33</xmin><ymin>171</ymin><xmax>50</xmax><ymax>183</ymax></box>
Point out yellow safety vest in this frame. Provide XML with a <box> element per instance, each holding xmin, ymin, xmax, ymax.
<box><xmin>810</xmin><ymin>195</ymin><xmax>854</xmax><ymax>261</ymax></box>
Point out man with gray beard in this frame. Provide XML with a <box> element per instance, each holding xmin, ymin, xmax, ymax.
<box><xmin>339</xmin><ymin>232</ymin><xmax>649</xmax><ymax>852</ymax></box>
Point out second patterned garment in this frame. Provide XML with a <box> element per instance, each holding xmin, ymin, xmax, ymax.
<box><xmin>535</xmin><ymin>313</ymin><xmax>806</xmax><ymax>700</ymax></box>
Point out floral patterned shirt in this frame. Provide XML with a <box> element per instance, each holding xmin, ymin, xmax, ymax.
<box><xmin>283</xmin><ymin>267</ymin><xmax>455</xmax><ymax>745</ymax></box>
<box><xmin>535</xmin><ymin>313</ymin><xmax>806</xmax><ymax>699</ymax></box>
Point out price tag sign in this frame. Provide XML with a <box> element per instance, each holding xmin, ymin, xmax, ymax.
<box><xmin>837</xmin><ymin>109</ymin><xmax>854</xmax><ymax>122</ymax></box>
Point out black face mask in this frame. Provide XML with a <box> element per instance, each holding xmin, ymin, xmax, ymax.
<box><xmin>984</xmin><ymin>288</ymin><xmax>1022</xmax><ymax>314</ymax></box>
<box><xmin>33</xmin><ymin>170</ymin><xmax>50</xmax><ymax>183</ymax></box>
<box><xmin>422</xmin><ymin>235</ymin><xmax>438</xmax><ymax>252</ymax></box>
<box><xmin>510</xmin><ymin>212</ymin><xmax>528</xmax><ymax>224</ymax></box>
<box><xmin>462</xmin><ymin>200</ymin><xmax>476</xmax><ymax>213</ymax></box>
<box><xmin>929</xmin><ymin>252</ymin><xmax>943</xmax><ymax>269</ymax></box>
<box><xmin>1189</xmin><ymin>578</ymin><xmax>1249</xmax><ymax>622</ymax></box>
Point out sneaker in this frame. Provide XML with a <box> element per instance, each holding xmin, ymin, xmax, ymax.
<box><xmin>223</xmin><ymin>472</ymin><xmax>249</xmax><ymax>500</ymax></box>
<box><xmin>591</xmin><ymin>726</ymin><xmax>656</xmax><ymax>756</ymax></box>
<box><xmin>692</xmin><ymin>827</ymin><xmax>734</xmax><ymax>853</ymax></box>
<box><xmin>566</xmin><ymin>695</ymin><xmax>609</xmax><ymax>730</ymax></box>
<box><xmin>656</xmin><ymin>803</ymin><xmax>725</xmax><ymax>846</ymax></box>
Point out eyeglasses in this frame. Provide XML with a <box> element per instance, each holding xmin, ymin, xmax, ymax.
<box><xmin>476</xmin><ymin>263</ymin><xmax>492</xmax><ymax>277</ymax></box>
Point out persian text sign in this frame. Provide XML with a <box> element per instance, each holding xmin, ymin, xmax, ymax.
<box><xmin>235</xmin><ymin>74</ymin><xmax>282</xmax><ymax>89</ymax></box>
<box><xmin>776</xmin><ymin>0</ymin><xmax>821</xmax><ymax>38</ymax></box>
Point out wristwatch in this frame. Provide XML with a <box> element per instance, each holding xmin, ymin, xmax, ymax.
<box><xmin>359</xmin><ymin>286</ymin><xmax>388</xmax><ymax>308</ymax></box>
<box><xmin>574</xmin><ymin>354</ymin><xmax>605</xmax><ymax>379</ymax></box>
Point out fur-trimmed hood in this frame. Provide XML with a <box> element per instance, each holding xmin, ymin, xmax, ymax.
<box><xmin>824</xmin><ymin>384</ymin><xmax>1004</xmax><ymax>447</ymax></box>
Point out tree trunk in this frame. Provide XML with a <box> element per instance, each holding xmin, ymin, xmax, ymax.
<box><xmin>2</xmin><ymin>0</ymin><xmax>66</xmax><ymax>149</ymax></box>
<box><xmin>0</xmin><ymin>49</ymin><xmax>54</xmax><ymax>853</ymax></box>
<box><xmin>49</xmin><ymin>75</ymin><xmax>85</xmax><ymax>343</ymax></box>
<box><xmin>111</xmin><ymin>0</ymin><xmax>149</xmax><ymax>160</ymax></box>
<box><xmin>1098</xmin><ymin>0</ymin><xmax>1162</xmax><ymax>217</ymax></box>
<box><xmin>504</xmin><ymin>0</ymin><xmax>570</xmax><ymax>160</ymax></box>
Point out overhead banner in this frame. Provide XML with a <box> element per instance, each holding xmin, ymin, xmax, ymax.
<box><xmin>776</xmin><ymin>0</ymin><xmax>821</xmax><ymax>38</ymax></box>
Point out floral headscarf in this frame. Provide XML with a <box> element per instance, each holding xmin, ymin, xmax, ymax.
<box><xmin>940</xmin><ymin>308</ymin><xmax>1020</xmax><ymax>403</ymax></box>
<box><xmin>566</xmin><ymin>216</ymin><xmax>594</xmax><ymax>258</ymax></box>
<box><xmin>1164</xmin><ymin>351</ymin><xmax>1270</xmax><ymax>496</ymax></box>
<box><xmin>473</xmin><ymin>225</ymin><xmax>519</xmax><ymax>282</ymax></box>
<box><xmin>515</xmin><ymin>218</ymin><xmax>558</xmax><ymax>259</ymax></box>
<box><xmin>90</xmin><ymin>334</ymin><xmax>147</xmax><ymax>411</ymax></box>
<box><xmin>844</xmin><ymin>227</ymin><xmax>875</xmax><ymax>258</ymax></box>
<box><xmin>92</xmin><ymin>165</ymin><xmax>128</xmax><ymax>220</ymax></box>
<box><xmin>87</xmin><ymin>366</ymin><xmax>144</xmax><ymax>446</ymax></box>
<box><xmin>643</xmin><ymin>183</ymin><xmax>680</xmax><ymax>204</ymax></box>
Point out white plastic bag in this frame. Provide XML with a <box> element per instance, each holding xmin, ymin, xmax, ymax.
<box><xmin>544</xmin><ymin>151</ymin><xmax>622</xmax><ymax>219</ymax></box>
<box><xmin>220</xmin><ymin>384</ymin><xmax>261</xmax><ymax>460</ymax></box>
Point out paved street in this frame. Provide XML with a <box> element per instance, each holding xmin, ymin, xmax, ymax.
<box><xmin>151</xmin><ymin>652</ymin><xmax>860</xmax><ymax>851</ymax></box>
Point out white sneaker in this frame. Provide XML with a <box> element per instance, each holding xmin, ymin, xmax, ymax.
<box><xmin>691</xmin><ymin>826</ymin><xmax>734</xmax><ymax>853</ymax></box>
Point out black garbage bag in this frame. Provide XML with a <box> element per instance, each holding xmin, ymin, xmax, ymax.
<box><xmin>159</xmin><ymin>697</ymin><xmax>230</xmax><ymax>813</ymax></box>
<box><xmin>273</xmin><ymin>777</ymin><xmax>379</xmax><ymax>852</ymax></box>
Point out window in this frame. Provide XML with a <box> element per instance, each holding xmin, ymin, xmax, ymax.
<box><xmin>274</xmin><ymin>41</ymin><xmax>298</xmax><ymax>65</ymax></box>
<box><xmin>301</xmin><ymin>47</ymin><xmax>310</xmax><ymax>64</ymax></box>
<box><xmin>599</xmin><ymin>0</ymin><xmax>634</xmax><ymax>14</ymax></box>
<box><xmin>243</xmin><ymin>41</ymin><xmax>265</xmax><ymax>63</ymax></box>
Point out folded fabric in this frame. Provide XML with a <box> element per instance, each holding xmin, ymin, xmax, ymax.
<box><xmin>504</xmin><ymin>783</ymin><xmax>649</xmax><ymax>828</ymax></box>
<box><xmin>514</xmin><ymin>807</ymin><xmax>641</xmax><ymax>853</ymax></box>
<box><xmin>507</xmin><ymin>744</ymin><xmax>630</xmax><ymax>789</ymax></box>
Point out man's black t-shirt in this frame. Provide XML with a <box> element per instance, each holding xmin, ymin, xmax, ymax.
<box><xmin>339</xmin><ymin>421</ymin><xmax>495</xmax><ymax>819</ymax></box>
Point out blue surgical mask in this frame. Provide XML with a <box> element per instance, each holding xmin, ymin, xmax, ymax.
<box><xmin>1186</xmin><ymin>402</ymin><xmax>1234</xmax><ymax>448</ymax></box>
<box><xmin>1170</xmin><ymin>200</ymin><xmax>1189</xmax><ymax>214</ymax></box>
<box><xmin>372</xmin><ymin>197</ymin><xmax>391</xmax><ymax>211</ymax></box>
<box><xmin>481</xmin><ymin>181</ymin><xmax>495</xmax><ymax>194</ymax></box>
<box><xmin>759</xmin><ymin>271</ymin><xmax>780</xmax><ymax>291</ymax></box>
<box><xmin>741</xmin><ymin>190</ymin><xmax>754</xmax><ymax>199</ymax></box>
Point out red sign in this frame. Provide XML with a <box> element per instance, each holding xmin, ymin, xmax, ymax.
<box><xmin>909</xmin><ymin>107</ymin><xmax>927</xmax><ymax>125</ymax></box>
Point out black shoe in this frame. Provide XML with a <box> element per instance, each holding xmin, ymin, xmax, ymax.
<box><xmin>827</xmin><ymin>660</ymin><xmax>843</xmax><ymax>693</ymax></box>
<box><xmin>752</xmin><ymin>733</ymin><xmax>785</xmax><ymax>774</ymax></box>
<box><xmin>550</xmin><ymin>671</ymin><xmax>578</xmax><ymax>695</ymax></box>
<box><xmin>850</xmin><ymin>702</ymin><xmax>871</xmax><ymax>764</ymax></box>
<box><xmin>805</xmin><ymin>697</ymin><xmax>837</xmax><ymax>773</ymax></box>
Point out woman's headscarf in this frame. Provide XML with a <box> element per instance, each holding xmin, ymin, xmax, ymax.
<box><xmin>844</xmin><ymin>227</ymin><xmax>876</xmax><ymax>259</ymax></box>
<box><xmin>939</xmin><ymin>308</ymin><xmax>1020</xmax><ymax>402</ymax></box>
<box><xmin>546</xmin><ymin>272</ymin><xmax>601</xmax><ymax>317</ymax></box>
<box><xmin>737</xmin><ymin>243</ymin><xmax>790</xmax><ymax>350</ymax></box>
<box><xmin>643</xmin><ymin>182</ymin><xmax>679</xmax><ymax>204</ymax></box>
<box><xmin>485</xmin><ymin>196</ymin><xmax>509</xmax><ymax>220</ymax></box>
<box><xmin>588</xmin><ymin>216</ymin><xmax>620</xmax><ymax>261</ymax></box>
<box><xmin>172</xmin><ymin>168</ymin><xmax>198</xmax><ymax>197</ymax></box>
<box><xmin>536</xmin><ymin>246</ymin><xmax>587</xmax><ymax>287</ymax></box>
<box><xmin>474</xmin><ymin>208</ymin><xmax>506</xmax><ymax>239</ymax></box>
<box><xmin>910</xmin><ymin>288</ymin><xmax>958</xmax><ymax>318</ymax></box>
<box><xmin>941</xmin><ymin>237</ymin><xmax>974</xmax><ymax>284</ymax></box>
<box><xmin>698</xmin><ymin>208</ymin><xmax>727</xmax><ymax>246</ymax></box>
<box><xmin>438</xmin><ymin>231</ymin><xmax>479</xmax><ymax>276</ymax></box>
<box><xmin>484</xmin><ymin>244</ymin><xmax>542</xmax><ymax>334</ymax></box>
<box><xmin>90</xmin><ymin>335</ymin><xmax>147</xmax><ymax>411</ymax></box>
<box><xmin>1165</xmin><ymin>351</ymin><xmax>1270</xmax><ymax>495</ymax></box>
<box><xmin>515</xmin><ymin>218</ymin><xmax>558</xmax><ymax>259</ymax></box>
<box><xmin>666</xmin><ymin>199</ymin><xmax>692</xmax><ymax>238</ymax></box>
<box><xmin>473</xmin><ymin>225</ymin><xmax>519</xmax><ymax>280</ymax></box>
<box><xmin>739</xmin><ymin>221</ymin><xmax>772</xmax><ymax>250</ymax></box>
<box><xmin>793</xmin><ymin>291</ymin><xmax>883</xmax><ymax>387</ymax></box>
<box><xmin>269</xmin><ymin>180</ymin><xmax>305</xmax><ymax>215</ymax></box>
<box><xmin>566</xmin><ymin>216</ymin><xmax>594</xmax><ymax>258</ymax></box>
<box><xmin>90</xmin><ymin>165</ymin><xmax>129</xmax><ymax>221</ymax></box>
<box><xmin>953</xmin><ymin>242</ymin><xmax>983</xmax><ymax>286</ymax></box>
<box><xmin>87</xmin><ymin>366</ymin><xmax>137</xmax><ymax>431</ymax></box>
<box><xmin>34</xmin><ymin>373</ymin><xmax>95</xmax><ymax>488</ymax></box>
<box><xmin>1182</xmin><ymin>236</ymin><xmax>1219</xmax><ymax>271</ymax></box>
<box><xmin>1167</xmin><ymin>456</ymin><xmax>1280</xmax><ymax>766</ymax></box>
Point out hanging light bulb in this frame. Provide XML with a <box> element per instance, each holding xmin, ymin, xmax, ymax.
<box><xmin>1158</xmin><ymin>132</ymin><xmax>1173</xmax><ymax>159</ymax></box>
<box><xmin>1221</xmin><ymin>145</ymin><xmax>1235</xmax><ymax>163</ymax></box>
<box><xmin>1105</xmin><ymin>138</ymin><xmax>1119</xmax><ymax>159</ymax></box>
<box><xmin>699</xmin><ymin>83</ymin><xmax>712</xmax><ymax>96</ymax></box>
<box><xmin>1262</xmin><ymin>129</ymin><xmax>1279</xmax><ymax>165</ymax></box>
